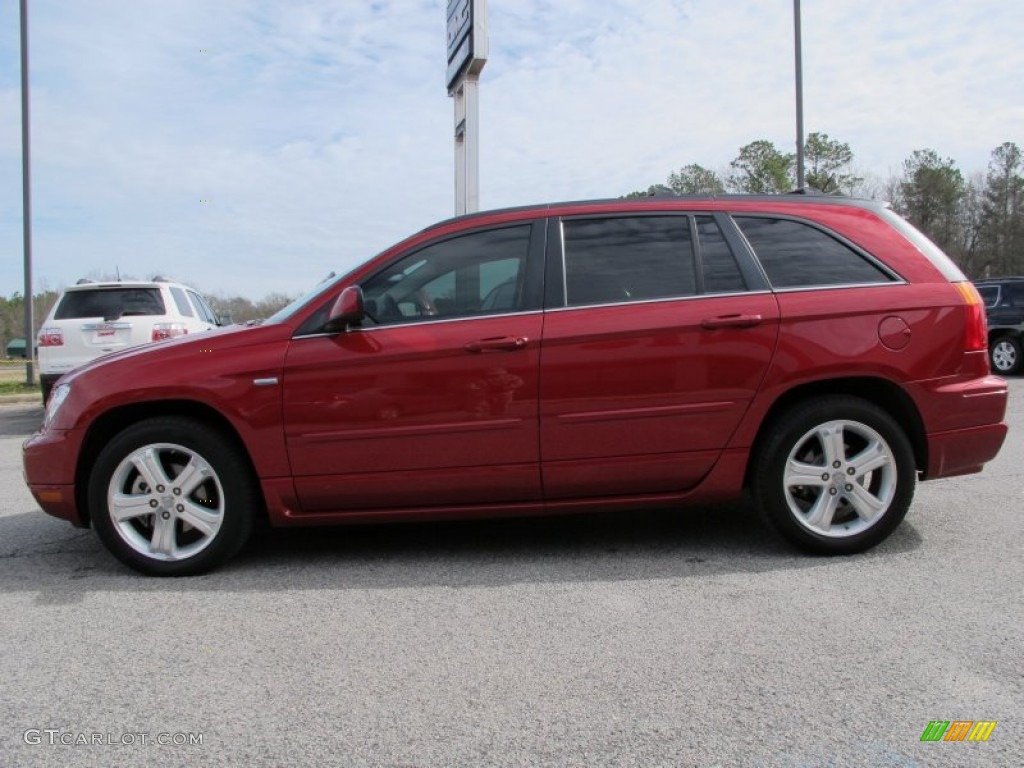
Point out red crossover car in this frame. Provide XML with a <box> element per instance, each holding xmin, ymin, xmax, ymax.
<box><xmin>23</xmin><ymin>195</ymin><xmax>1008</xmax><ymax>575</ymax></box>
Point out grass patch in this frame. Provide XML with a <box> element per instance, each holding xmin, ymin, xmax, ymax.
<box><xmin>0</xmin><ymin>380</ymin><xmax>40</xmax><ymax>395</ymax></box>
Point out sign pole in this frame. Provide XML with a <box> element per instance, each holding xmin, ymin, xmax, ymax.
<box><xmin>446</xmin><ymin>0</ymin><xmax>487</xmax><ymax>216</ymax></box>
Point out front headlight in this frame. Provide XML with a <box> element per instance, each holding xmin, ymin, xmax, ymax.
<box><xmin>43</xmin><ymin>382</ymin><xmax>71</xmax><ymax>430</ymax></box>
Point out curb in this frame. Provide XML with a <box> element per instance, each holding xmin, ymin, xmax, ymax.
<box><xmin>0</xmin><ymin>394</ymin><xmax>42</xmax><ymax>406</ymax></box>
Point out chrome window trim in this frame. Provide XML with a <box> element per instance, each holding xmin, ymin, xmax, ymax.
<box><xmin>292</xmin><ymin>310</ymin><xmax>543</xmax><ymax>339</ymax></box>
<box><xmin>543</xmin><ymin>290</ymin><xmax>774</xmax><ymax>314</ymax></box>
<box><xmin>768</xmin><ymin>280</ymin><xmax>908</xmax><ymax>294</ymax></box>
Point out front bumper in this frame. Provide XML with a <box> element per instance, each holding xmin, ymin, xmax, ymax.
<box><xmin>23</xmin><ymin>427</ymin><xmax>87</xmax><ymax>526</ymax></box>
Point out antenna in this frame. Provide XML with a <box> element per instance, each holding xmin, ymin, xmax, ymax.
<box><xmin>116</xmin><ymin>265</ymin><xmax>121</xmax><ymax>281</ymax></box>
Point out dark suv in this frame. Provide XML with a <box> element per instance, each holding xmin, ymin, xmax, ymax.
<box><xmin>24</xmin><ymin>195</ymin><xmax>1009</xmax><ymax>575</ymax></box>
<box><xmin>975</xmin><ymin>277</ymin><xmax>1024</xmax><ymax>374</ymax></box>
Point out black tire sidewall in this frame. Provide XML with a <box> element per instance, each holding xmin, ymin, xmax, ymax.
<box><xmin>752</xmin><ymin>396</ymin><xmax>916</xmax><ymax>555</ymax></box>
<box><xmin>89</xmin><ymin>417</ymin><xmax>255</xmax><ymax>576</ymax></box>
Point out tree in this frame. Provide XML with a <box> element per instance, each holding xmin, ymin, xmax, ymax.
<box><xmin>804</xmin><ymin>132</ymin><xmax>861</xmax><ymax>194</ymax></box>
<box><xmin>623</xmin><ymin>184</ymin><xmax>676</xmax><ymax>199</ymax></box>
<box><xmin>975</xmin><ymin>142</ymin><xmax>1024</xmax><ymax>276</ymax></box>
<box><xmin>726</xmin><ymin>140</ymin><xmax>794</xmax><ymax>194</ymax></box>
<box><xmin>667</xmin><ymin>164</ymin><xmax>725</xmax><ymax>195</ymax></box>
<box><xmin>897</xmin><ymin>149</ymin><xmax>966</xmax><ymax>259</ymax></box>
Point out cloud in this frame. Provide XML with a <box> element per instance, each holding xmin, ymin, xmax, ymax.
<box><xmin>0</xmin><ymin>0</ymin><xmax>1021</xmax><ymax>300</ymax></box>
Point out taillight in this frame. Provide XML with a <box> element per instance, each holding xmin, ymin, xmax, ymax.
<box><xmin>151</xmin><ymin>323</ymin><xmax>188</xmax><ymax>342</ymax></box>
<box><xmin>954</xmin><ymin>281</ymin><xmax>987</xmax><ymax>352</ymax></box>
<box><xmin>38</xmin><ymin>327</ymin><xmax>63</xmax><ymax>347</ymax></box>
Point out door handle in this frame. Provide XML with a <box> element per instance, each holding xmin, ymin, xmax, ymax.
<box><xmin>700</xmin><ymin>313</ymin><xmax>763</xmax><ymax>330</ymax></box>
<box><xmin>464</xmin><ymin>336</ymin><xmax>528</xmax><ymax>353</ymax></box>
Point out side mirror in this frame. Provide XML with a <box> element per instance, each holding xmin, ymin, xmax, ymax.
<box><xmin>326</xmin><ymin>285</ymin><xmax>366</xmax><ymax>331</ymax></box>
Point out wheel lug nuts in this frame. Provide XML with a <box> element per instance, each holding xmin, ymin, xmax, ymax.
<box><xmin>832</xmin><ymin>461</ymin><xmax>841</xmax><ymax>469</ymax></box>
<box><xmin>845</xmin><ymin>484</ymin><xmax>853</xmax><ymax>492</ymax></box>
<box><xmin>176</xmin><ymin>504</ymin><xmax>184</xmax><ymax>513</ymax></box>
<box><xmin>847</xmin><ymin>467</ymin><xmax>856</xmax><ymax>475</ymax></box>
<box><xmin>156</xmin><ymin>485</ymin><xmax>165</xmax><ymax>493</ymax></box>
<box><xmin>149</xmin><ymin>499</ymin><xmax>159</xmax><ymax>508</ymax></box>
<box><xmin>821</xmin><ymin>473</ymin><xmax>830</xmax><ymax>481</ymax></box>
<box><xmin>829</xmin><ymin>488</ymin><xmax>838</xmax><ymax>495</ymax></box>
<box><xmin>161</xmin><ymin>511</ymin><xmax>170</xmax><ymax>520</ymax></box>
<box><xmin>173</xmin><ymin>488</ymin><xmax>181</xmax><ymax>496</ymax></box>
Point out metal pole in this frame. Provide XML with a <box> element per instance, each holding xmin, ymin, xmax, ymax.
<box><xmin>20</xmin><ymin>0</ymin><xmax>35</xmax><ymax>386</ymax></box>
<box><xmin>793</xmin><ymin>0</ymin><xmax>805</xmax><ymax>189</ymax></box>
<box><xmin>452</xmin><ymin>74</ymin><xmax>481</xmax><ymax>216</ymax></box>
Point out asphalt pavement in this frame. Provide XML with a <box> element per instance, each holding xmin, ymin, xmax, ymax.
<box><xmin>0</xmin><ymin>385</ymin><xmax>1021</xmax><ymax>767</ymax></box>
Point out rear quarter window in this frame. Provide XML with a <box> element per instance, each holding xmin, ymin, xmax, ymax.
<box><xmin>734</xmin><ymin>216</ymin><xmax>894</xmax><ymax>289</ymax></box>
<box><xmin>54</xmin><ymin>288</ymin><xmax>166</xmax><ymax>320</ymax></box>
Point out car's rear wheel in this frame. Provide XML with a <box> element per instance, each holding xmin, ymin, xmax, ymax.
<box><xmin>88</xmin><ymin>417</ymin><xmax>256</xmax><ymax>576</ymax></box>
<box><xmin>752</xmin><ymin>396</ymin><xmax>915</xmax><ymax>554</ymax></box>
<box><xmin>989</xmin><ymin>335</ymin><xmax>1022</xmax><ymax>375</ymax></box>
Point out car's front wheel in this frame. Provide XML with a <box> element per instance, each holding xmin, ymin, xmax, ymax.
<box><xmin>989</xmin><ymin>335</ymin><xmax>1022</xmax><ymax>375</ymax></box>
<box><xmin>752</xmin><ymin>396</ymin><xmax>916</xmax><ymax>554</ymax></box>
<box><xmin>88</xmin><ymin>417</ymin><xmax>257</xmax><ymax>576</ymax></box>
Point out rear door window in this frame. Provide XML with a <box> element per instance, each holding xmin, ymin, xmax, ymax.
<box><xmin>562</xmin><ymin>216</ymin><xmax>696</xmax><ymax>306</ymax></box>
<box><xmin>734</xmin><ymin>216</ymin><xmax>894</xmax><ymax>289</ymax></box>
<box><xmin>54</xmin><ymin>288</ymin><xmax>165</xmax><ymax>320</ymax></box>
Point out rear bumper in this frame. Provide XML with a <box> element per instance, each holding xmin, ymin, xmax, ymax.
<box><xmin>925</xmin><ymin>423</ymin><xmax>1008</xmax><ymax>479</ymax></box>
<box><xmin>914</xmin><ymin>373</ymin><xmax>1009</xmax><ymax>479</ymax></box>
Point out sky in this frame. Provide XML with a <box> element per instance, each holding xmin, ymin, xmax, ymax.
<box><xmin>1</xmin><ymin>0</ymin><xmax>1022</xmax><ymax>301</ymax></box>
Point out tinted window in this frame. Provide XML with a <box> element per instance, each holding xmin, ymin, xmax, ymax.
<box><xmin>362</xmin><ymin>225</ymin><xmax>531</xmax><ymax>324</ymax></box>
<box><xmin>169</xmin><ymin>287</ymin><xmax>194</xmax><ymax>316</ymax></box>
<box><xmin>696</xmin><ymin>216</ymin><xmax>746</xmax><ymax>294</ymax></box>
<box><xmin>977</xmin><ymin>285</ymin><xmax>999</xmax><ymax>308</ymax></box>
<box><xmin>55</xmin><ymin>288</ymin><xmax>165</xmax><ymax>320</ymax></box>
<box><xmin>562</xmin><ymin>217</ymin><xmax>695</xmax><ymax>306</ymax></box>
<box><xmin>188</xmin><ymin>291</ymin><xmax>217</xmax><ymax>323</ymax></box>
<box><xmin>1004</xmin><ymin>283</ymin><xmax>1024</xmax><ymax>307</ymax></box>
<box><xmin>735</xmin><ymin>216</ymin><xmax>893</xmax><ymax>288</ymax></box>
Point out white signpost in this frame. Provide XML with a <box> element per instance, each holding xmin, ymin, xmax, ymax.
<box><xmin>446</xmin><ymin>0</ymin><xmax>488</xmax><ymax>215</ymax></box>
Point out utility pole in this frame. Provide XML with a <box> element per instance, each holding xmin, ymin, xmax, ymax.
<box><xmin>794</xmin><ymin>0</ymin><xmax>806</xmax><ymax>188</ymax></box>
<box><xmin>20</xmin><ymin>0</ymin><xmax>35</xmax><ymax>386</ymax></box>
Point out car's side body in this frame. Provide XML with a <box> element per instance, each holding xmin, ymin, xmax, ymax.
<box><xmin>23</xmin><ymin>195</ymin><xmax>1009</xmax><ymax>574</ymax></box>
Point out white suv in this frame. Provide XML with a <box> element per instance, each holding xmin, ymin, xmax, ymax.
<box><xmin>37</xmin><ymin>279</ymin><xmax>221</xmax><ymax>402</ymax></box>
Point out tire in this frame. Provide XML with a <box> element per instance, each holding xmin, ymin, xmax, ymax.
<box><xmin>751</xmin><ymin>396</ymin><xmax>916</xmax><ymax>555</ymax></box>
<box><xmin>989</xmin><ymin>335</ymin><xmax>1022</xmax><ymax>375</ymax></box>
<box><xmin>88</xmin><ymin>417</ymin><xmax>257</xmax><ymax>576</ymax></box>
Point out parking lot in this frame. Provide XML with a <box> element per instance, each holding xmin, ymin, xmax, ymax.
<box><xmin>0</xmin><ymin>384</ymin><xmax>1021</xmax><ymax>767</ymax></box>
